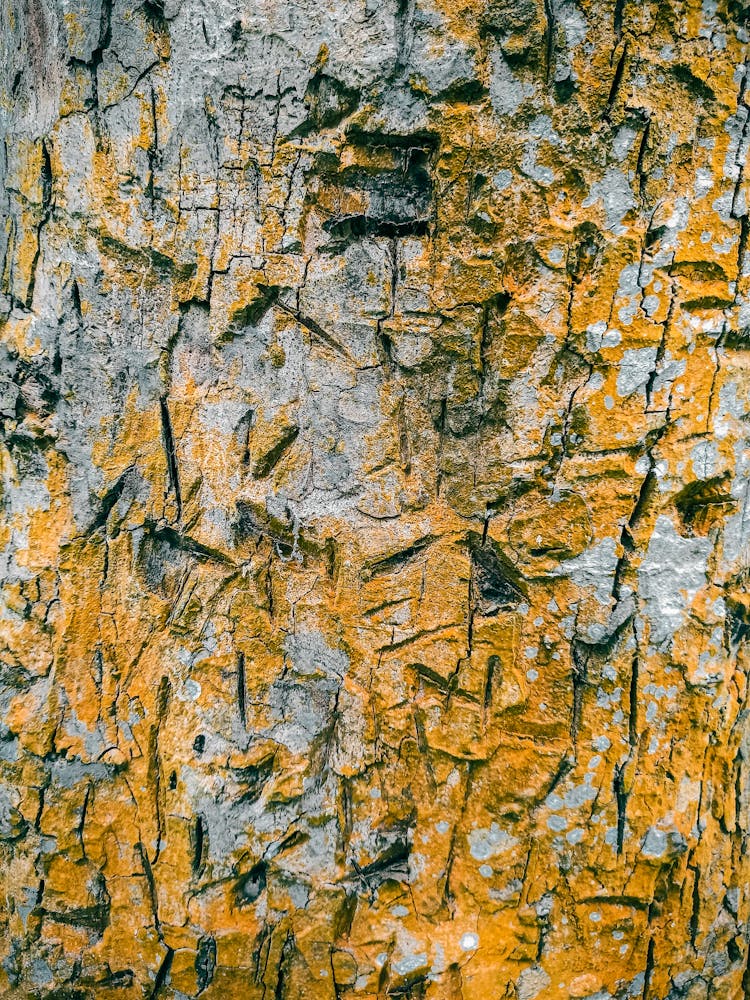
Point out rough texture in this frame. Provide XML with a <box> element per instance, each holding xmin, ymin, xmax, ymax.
<box><xmin>2</xmin><ymin>0</ymin><xmax>750</xmax><ymax>997</ymax></box>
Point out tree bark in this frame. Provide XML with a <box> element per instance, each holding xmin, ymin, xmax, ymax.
<box><xmin>2</xmin><ymin>0</ymin><xmax>750</xmax><ymax>997</ymax></box>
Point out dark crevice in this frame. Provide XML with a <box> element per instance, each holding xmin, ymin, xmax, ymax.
<box><xmin>681</xmin><ymin>295</ymin><xmax>735</xmax><ymax>312</ymax></box>
<box><xmin>86</xmin><ymin>468</ymin><xmax>131</xmax><ymax>535</ymax></box>
<box><xmin>237</xmin><ymin>652</ymin><xmax>247</xmax><ymax>729</ymax></box>
<box><xmin>95</xmin><ymin>0</ymin><xmax>114</xmax><ymax>71</ymax></box>
<box><xmin>319</xmin><ymin>140</ymin><xmax>435</xmax><ymax>252</ymax></box>
<box><xmin>148</xmin><ymin>675</ymin><xmax>171</xmax><ymax>866</ymax></box>
<box><xmin>628</xmin><ymin>638</ymin><xmax>639</xmax><ymax>748</ymax></box>
<box><xmin>543</xmin><ymin>0</ymin><xmax>556</xmax><ymax>83</ymax></box>
<box><xmin>191</xmin><ymin>814</ymin><xmax>208</xmax><ymax>878</ymax></box>
<box><xmin>252</xmin><ymin>424</ymin><xmax>300</xmax><ymax>478</ymax></box>
<box><xmin>545</xmin><ymin>754</ymin><xmax>575</xmax><ymax>800</ymax></box>
<box><xmin>25</xmin><ymin>138</ymin><xmax>54</xmax><ymax>310</ymax></box>
<box><xmin>669</xmin><ymin>260</ymin><xmax>728</xmax><ymax>281</ymax></box>
<box><xmin>570</xmin><ymin>640</ymin><xmax>588</xmax><ymax>750</ymax></box>
<box><xmin>275</xmin><ymin>930</ymin><xmax>296</xmax><ymax>1000</ymax></box>
<box><xmin>95</xmin><ymin>969</ymin><xmax>134</xmax><ymax>989</ymax></box>
<box><xmin>642</xmin><ymin>937</ymin><xmax>655</xmax><ymax>999</ymax></box>
<box><xmin>736</xmin><ymin>213</ymin><xmax>750</xmax><ymax>288</ymax></box>
<box><xmin>672</xmin><ymin>64</ymin><xmax>716</xmax><ymax>104</ymax></box>
<box><xmin>352</xmin><ymin>838</ymin><xmax>411</xmax><ymax>889</ymax></box>
<box><xmin>604</xmin><ymin>44</ymin><xmax>628</xmax><ymax>120</ymax></box>
<box><xmin>344</xmin><ymin>127</ymin><xmax>439</xmax><ymax>152</ymax></box>
<box><xmin>72</xmin><ymin>0</ymin><xmax>114</xmax><ymax>116</ymax></box>
<box><xmin>614</xmin><ymin>0</ymin><xmax>625</xmax><ymax>45</ymax></box>
<box><xmin>394</xmin><ymin>0</ymin><xmax>415</xmax><ymax>72</ymax></box>
<box><xmin>397</xmin><ymin>398</ymin><xmax>411</xmax><ymax>474</ymax></box>
<box><xmin>478</xmin><ymin>291</ymin><xmax>511</xmax><ymax>379</ymax></box>
<box><xmin>435</xmin><ymin>397</ymin><xmax>447</xmax><ymax>496</ymax></box>
<box><xmin>148</xmin><ymin>947</ymin><xmax>174</xmax><ymax>1000</ymax></box>
<box><xmin>361</xmin><ymin>536</ymin><xmax>435</xmax><ymax>579</ymax></box>
<box><xmin>236</xmin><ymin>861</ymin><xmax>268</xmax><ymax>905</ymax></box>
<box><xmin>483</xmin><ymin>654</ymin><xmax>499</xmax><ymax>709</ymax></box>
<box><xmin>324</xmin><ymin>214</ymin><xmax>429</xmax><ymax>240</ymax></box>
<box><xmin>411</xmin><ymin>660</ymin><xmax>469</xmax><ymax>698</ymax></box>
<box><xmin>689</xmin><ymin>865</ymin><xmax>701</xmax><ymax>949</ymax></box>
<box><xmin>159</xmin><ymin>397</ymin><xmax>182</xmax><ymax>519</ymax></box>
<box><xmin>145</xmin><ymin>85</ymin><xmax>158</xmax><ymax>210</ymax></box>
<box><xmin>468</xmin><ymin>532</ymin><xmax>526</xmax><ymax>614</ymax></box>
<box><xmin>195</xmin><ymin>936</ymin><xmax>217</xmax><ymax>995</ymax></box>
<box><xmin>725</xmin><ymin>598</ymin><xmax>750</xmax><ymax>653</ymax></box>
<box><xmin>136</xmin><ymin>841</ymin><xmax>162</xmax><ymax>940</ymax></box>
<box><xmin>43</xmin><ymin>875</ymin><xmax>110</xmax><ymax>936</ymax></box>
<box><xmin>289</xmin><ymin>72</ymin><xmax>360</xmax><ymax>138</ymax></box>
<box><xmin>275</xmin><ymin>299</ymin><xmax>351</xmax><ymax>360</ymax></box>
<box><xmin>148</xmin><ymin>523</ymin><xmax>235</xmax><ymax>566</ymax></box>
<box><xmin>634</xmin><ymin>115</ymin><xmax>652</xmax><ymax>197</ymax></box>
<box><xmin>229</xmin><ymin>284</ymin><xmax>280</xmax><ymax>329</ymax></box>
<box><xmin>673</xmin><ymin>473</ymin><xmax>735</xmax><ymax>532</ymax></box>
<box><xmin>613</xmin><ymin>761</ymin><xmax>629</xmax><ymax>855</ymax></box>
<box><xmin>233</xmin><ymin>754</ymin><xmax>276</xmax><ymax>805</ymax></box>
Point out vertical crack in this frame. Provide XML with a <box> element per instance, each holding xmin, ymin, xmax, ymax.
<box><xmin>148</xmin><ymin>675</ymin><xmax>171</xmax><ymax>865</ymax></box>
<box><xmin>614</xmin><ymin>0</ymin><xmax>626</xmax><ymax>45</ymax></box>
<box><xmin>570</xmin><ymin>640</ymin><xmax>588</xmax><ymax>752</ymax></box>
<box><xmin>613</xmin><ymin>761</ymin><xmax>628</xmax><ymax>855</ymax></box>
<box><xmin>25</xmin><ymin>138</ymin><xmax>53</xmax><ymax>310</ymax></box>
<box><xmin>148</xmin><ymin>947</ymin><xmax>174</xmax><ymax>1000</ymax></box>
<box><xmin>237</xmin><ymin>651</ymin><xmax>247</xmax><ymax>729</ymax></box>
<box><xmin>543</xmin><ymin>0</ymin><xmax>556</xmax><ymax>83</ymax></box>
<box><xmin>159</xmin><ymin>396</ymin><xmax>182</xmax><ymax>520</ymax></box>
<box><xmin>191</xmin><ymin>814</ymin><xmax>208</xmax><ymax>879</ymax></box>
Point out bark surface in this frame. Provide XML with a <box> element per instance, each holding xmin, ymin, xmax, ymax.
<box><xmin>2</xmin><ymin>0</ymin><xmax>750</xmax><ymax>997</ymax></box>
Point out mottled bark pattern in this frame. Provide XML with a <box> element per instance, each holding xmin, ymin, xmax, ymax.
<box><xmin>2</xmin><ymin>0</ymin><xmax>750</xmax><ymax>997</ymax></box>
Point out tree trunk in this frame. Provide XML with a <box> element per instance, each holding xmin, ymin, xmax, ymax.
<box><xmin>2</xmin><ymin>0</ymin><xmax>750</xmax><ymax>997</ymax></box>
